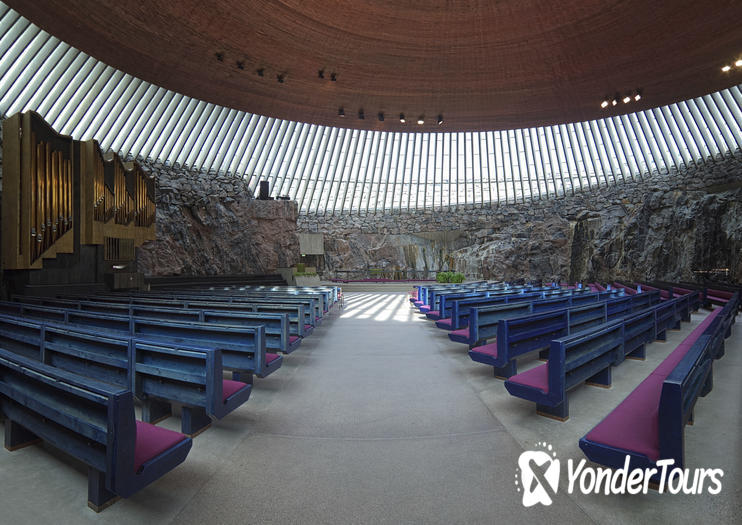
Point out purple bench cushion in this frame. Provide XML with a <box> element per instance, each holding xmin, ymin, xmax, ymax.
<box><xmin>706</xmin><ymin>295</ymin><xmax>729</xmax><ymax>304</ymax></box>
<box><xmin>134</xmin><ymin>421</ymin><xmax>188</xmax><ymax>473</ymax></box>
<box><xmin>289</xmin><ymin>335</ymin><xmax>300</xmax><ymax>344</ymax></box>
<box><xmin>450</xmin><ymin>327</ymin><xmax>470</xmax><ymax>339</ymax></box>
<box><xmin>419</xmin><ymin>305</ymin><xmax>431</xmax><ymax>313</ymax></box>
<box><xmin>708</xmin><ymin>289</ymin><xmax>734</xmax><ymax>300</ymax></box>
<box><xmin>266</xmin><ymin>353</ymin><xmax>280</xmax><ymax>364</ymax></box>
<box><xmin>436</xmin><ymin>318</ymin><xmax>453</xmax><ymax>329</ymax></box>
<box><xmin>584</xmin><ymin>374</ymin><xmax>664</xmax><ymax>462</ymax></box>
<box><xmin>426</xmin><ymin>310</ymin><xmax>440</xmax><ymax>317</ymax></box>
<box><xmin>507</xmin><ymin>363</ymin><xmax>548</xmax><ymax>393</ymax></box>
<box><xmin>585</xmin><ymin>307</ymin><xmax>722</xmax><ymax>462</ymax></box>
<box><xmin>304</xmin><ymin>324</ymin><xmax>313</xmax><ymax>332</ymax></box>
<box><xmin>470</xmin><ymin>341</ymin><xmax>499</xmax><ymax>358</ymax></box>
<box><xmin>652</xmin><ymin>308</ymin><xmax>721</xmax><ymax>377</ymax></box>
<box><xmin>222</xmin><ymin>379</ymin><xmax>248</xmax><ymax>401</ymax></box>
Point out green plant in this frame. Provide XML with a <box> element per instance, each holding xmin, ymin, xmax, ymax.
<box><xmin>295</xmin><ymin>263</ymin><xmax>306</xmax><ymax>273</ymax></box>
<box><xmin>294</xmin><ymin>271</ymin><xmax>317</xmax><ymax>277</ymax></box>
<box><xmin>436</xmin><ymin>271</ymin><xmax>465</xmax><ymax>283</ymax></box>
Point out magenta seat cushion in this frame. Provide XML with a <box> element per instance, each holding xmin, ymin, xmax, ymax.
<box><xmin>427</xmin><ymin>310</ymin><xmax>440</xmax><ymax>317</ymax></box>
<box><xmin>266</xmin><ymin>353</ymin><xmax>280</xmax><ymax>364</ymax></box>
<box><xmin>450</xmin><ymin>327</ymin><xmax>470</xmax><ymax>339</ymax></box>
<box><xmin>706</xmin><ymin>295</ymin><xmax>729</xmax><ymax>303</ymax></box>
<box><xmin>652</xmin><ymin>308</ymin><xmax>721</xmax><ymax>377</ymax></box>
<box><xmin>413</xmin><ymin>301</ymin><xmax>423</xmax><ymax>306</ymax></box>
<box><xmin>708</xmin><ymin>289</ymin><xmax>733</xmax><ymax>299</ymax></box>
<box><xmin>289</xmin><ymin>335</ymin><xmax>300</xmax><ymax>344</ymax></box>
<box><xmin>436</xmin><ymin>318</ymin><xmax>453</xmax><ymax>328</ymax></box>
<box><xmin>584</xmin><ymin>374</ymin><xmax>664</xmax><ymax>462</ymax></box>
<box><xmin>222</xmin><ymin>379</ymin><xmax>248</xmax><ymax>401</ymax></box>
<box><xmin>134</xmin><ymin>421</ymin><xmax>187</xmax><ymax>473</ymax></box>
<box><xmin>508</xmin><ymin>363</ymin><xmax>548</xmax><ymax>392</ymax></box>
<box><xmin>304</xmin><ymin>324</ymin><xmax>313</xmax><ymax>331</ymax></box>
<box><xmin>419</xmin><ymin>305</ymin><xmax>431</xmax><ymax>312</ymax></box>
<box><xmin>470</xmin><ymin>341</ymin><xmax>498</xmax><ymax>358</ymax></box>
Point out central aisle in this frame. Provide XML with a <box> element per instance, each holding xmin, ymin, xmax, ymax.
<box><xmin>170</xmin><ymin>292</ymin><xmax>590</xmax><ymax>524</ymax></box>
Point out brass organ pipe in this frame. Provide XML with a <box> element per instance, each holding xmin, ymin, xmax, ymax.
<box><xmin>30</xmin><ymin>133</ymin><xmax>37</xmax><ymax>258</ymax></box>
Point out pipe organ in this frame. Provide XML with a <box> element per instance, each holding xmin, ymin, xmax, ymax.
<box><xmin>2</xmin><ymin>112</ymin><xmax>155</xmax><ymax>270</ymax></box>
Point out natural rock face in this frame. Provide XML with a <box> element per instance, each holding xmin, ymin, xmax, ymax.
<box><xmin>136</xmin><ymin>161</ymin><xmax>299</xmax><ymax>276</ymax></box>
<box><xmin>299</xmin><ymin>151</ymin><xmax>742</xmax><ymax>283</ymax></box>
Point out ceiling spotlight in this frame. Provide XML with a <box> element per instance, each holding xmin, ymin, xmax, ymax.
<box><xmin>611</xmin><ymin>97</ymin><xmax>618</xmax><ymax>106</ymax></box>
<box><xmin>330</xmin><ymin>72</ymin><xmax>337</xmax><ymax>81</ymax></box>
<box><xmin>378</xmin><ymin>112</ymin><xmax>384</xmax><ymax>122</ymax></box>
<box><xmin>400</xmin><ymin>113</ymin><xmax>406</xmax><ymax>123</ymax></box>
<box><xmin>318</xmin><ymin>69</ymin><xmax>325</xmax><ymax>79</ymax></box>
<box><xmin>634</xmin><ymin>89</ymin><xmax>642</xmax><ymax>101</ymax></box>
<box><xmin>437</xmin><ymin>115</ymin><xmax>443</xmax><ymax>125</ymax></box>
<box><xmin>622</xmin><ymin>94</ymin><xmax>631</xmax><ymax>104</ymax></box>
<box><xmin>417</xmin><ymin>116</ymin><xmax>424</xmax><ymax>125</ymax></box>
<box><xmin>256</xmin><ymin>68</ymin><xmax>265</xmax><ymax>77</ymax></box>
<box><xmin>277</xmin><ymin>73</ymin><xmax>285</xmax><ymax>83</ymax></box>
<box><xmin>338</xmin><ymin>107</ymin><xmax>345</xmax><ymax>117</ymax></box>
<box><xmin>215</xmin><ymin>52</ymin><xmax>224</xmax><ymax>62</ymax></box>
<box><xmin>600</xmin><ymin>99</ymin><xmax>609</xmax><ymax>108</ymax></box>
<box><xmin>736</xmin><ymin>60</ymin><xmax>742</xmax><ymax>67</ymax></box>
<box><xmin>236</xmin><ymin>61</ymin><xmax>245</xmax><ymax>70</ymax></box>
<box><xmin>358</xmin><ymin>109</ymin><xmax>365</xmax><ymax>119</ymax></box>
<box><xmin>722</xmin><ymin>65</ymin><xmax>731</xmax><ymax>72</ymax></box>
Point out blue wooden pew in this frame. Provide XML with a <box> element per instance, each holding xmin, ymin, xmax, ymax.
<box><xmin>19</xmin><ymin>294</ymin><xmax>315</xmax><ymax>335</ymax></box>
<box><xmin>0</xmin><ymin>348</ymin><xmax>192</xmax><ymax>511</ymax></box>
<box><xmin>2</xmin><ymin>299</ymin><xmax>298</xmax><ymax>355</ymax></box>
<box><xmin>0</xmin><ymin>305</ymin><xmax>276</xmax><ymax>379</ymax></box>
<box><xmin>503</xmin><ymin>296</ymin><xmax>692</xmax><ymax>420</ymax></box>
<box><xmin>504</xmin><ymin>320</ymin><xmax>626</xmax><ymax>420</ymax></box>
<box><xmin>441</xmin><ymin>290</ymin><xmax>619</xmax><ymax>331</ymax></box>
<box><xmin>579</xmin><ymin>294</ymin><xmax>738</xmax><ymax>479</ymax></box>
<box><xmin>68</xmin><ymin>292</ymin><xmax>325</xmax><ymax>328</ymax></box>
<box><xmin>469</xmin><ymin>292</ymin><xmax>674</xmax><ymax>379</ymax></box>
<box><xmin>0</xmin><ymin>314</ymin><xmax>253</xmax><ymax>435</ymax></box>
<box><xmin>449</xmin><ymin>290</ymin><xmax>650</xmax><ymax>346</ymax></box>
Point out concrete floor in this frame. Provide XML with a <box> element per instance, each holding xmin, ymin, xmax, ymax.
<box><xmin>0</xmin><ymin>291</ymin><xmax>740</xmax><ymax>524</ymax></box>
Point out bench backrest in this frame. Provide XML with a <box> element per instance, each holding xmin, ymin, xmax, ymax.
<box><xmin>659</xmin><ymin>335</ymin><xmax>713</xmax><ymax>469</ymax></box>
<box><xmin>0</xmin><ymin>314</ymin><xmax>229</xmax><ymax>418</ymax></box>
<box><xmin>549</xmin><ymin>321</ymin><xmax>624</xmax><ymax>398</ymax></box>
<box><xmin>0</xmin><ymin>347</ymin><xmax>135</xmax><ymax>494</ymax></box>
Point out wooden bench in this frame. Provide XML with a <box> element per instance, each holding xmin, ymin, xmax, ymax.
<box><xmin>62</xmin><ymin>290</ymin><xmax>327</xmax><ymax>327</ymax></box>
<box><xmin>0</xmin><ymin>304</ymin><xmax>276</xmax><ymax>379</ymax></box>
<box><xmin>15</xmin><ymin>300</ymin><xmax>299</xmax><ymax>353</ymax></box>
<box><xmin>449</xmin><ymin>291</ymin><xmax>657</xmax><ymax>347</ymax></box>
<box><xmin>579</xmin><ymin>295</ymin><xmax>737</xmax><ymax>477</ymax></box>
<box><xmin>0</xmin><ymin>348</ymin><xmax>192</xmax><ymax>511</ymax></box>
<box><xmin>0</xmin><ymin>314</ymin><xmax>253</xmax><ymax>435</ymax></box>
<box><xmin>468</xmin><ymin>293</ymin><xmax>665</xmax><ymax>378</ymax></box>
<box><xmin>502</xmin><ymin>297</ymin><xmax>690</xmax><ymax>420</ymax></box>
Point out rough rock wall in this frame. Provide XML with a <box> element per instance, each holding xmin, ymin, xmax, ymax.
<box><xmin>135</xmin><ymin>161</ymin><xmax>299</xmax><ymax>276</ymax></box>
<box><xmin>298</xmin><ymin>151</ymin><xmax>742</xmax><ymax>283</ymax></box>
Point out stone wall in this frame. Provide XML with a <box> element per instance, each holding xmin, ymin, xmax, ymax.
<box><xmin>135</xmin><ymin>161</ymin><xmax>299</xmax><ymax>276</ymax></box>
<box><xmin>298</xmin><ymin>152</ymin><xmax>742</xmax><ymax>283</ymax></box>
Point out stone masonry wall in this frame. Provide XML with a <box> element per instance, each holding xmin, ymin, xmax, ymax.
<box><xmin>135</xmin><ymin>161</ymin><xmax>299</xmax><ymax>276</ymax></box>
<box><xmin>298</xmin><ymin>151</ymin><xmax>742</xmax><ymax>283</ymax></box>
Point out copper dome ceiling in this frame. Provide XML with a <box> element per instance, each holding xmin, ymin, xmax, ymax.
<box><xmin>8</xmin><ymin>0</ymin><xmax>742</xmax><ymax>132</ymax></box>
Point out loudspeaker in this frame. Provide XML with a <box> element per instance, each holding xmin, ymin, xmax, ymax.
<box><xmin>258</xmin><ymin>180</ymin><xmax>272</xmax><ymax>200</ymax></box>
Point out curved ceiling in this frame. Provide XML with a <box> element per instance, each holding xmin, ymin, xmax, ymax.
<box><xmin>8</xmin><ymin>0</ymin><xmax>742</xmax><ymax>132</ymax></box>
